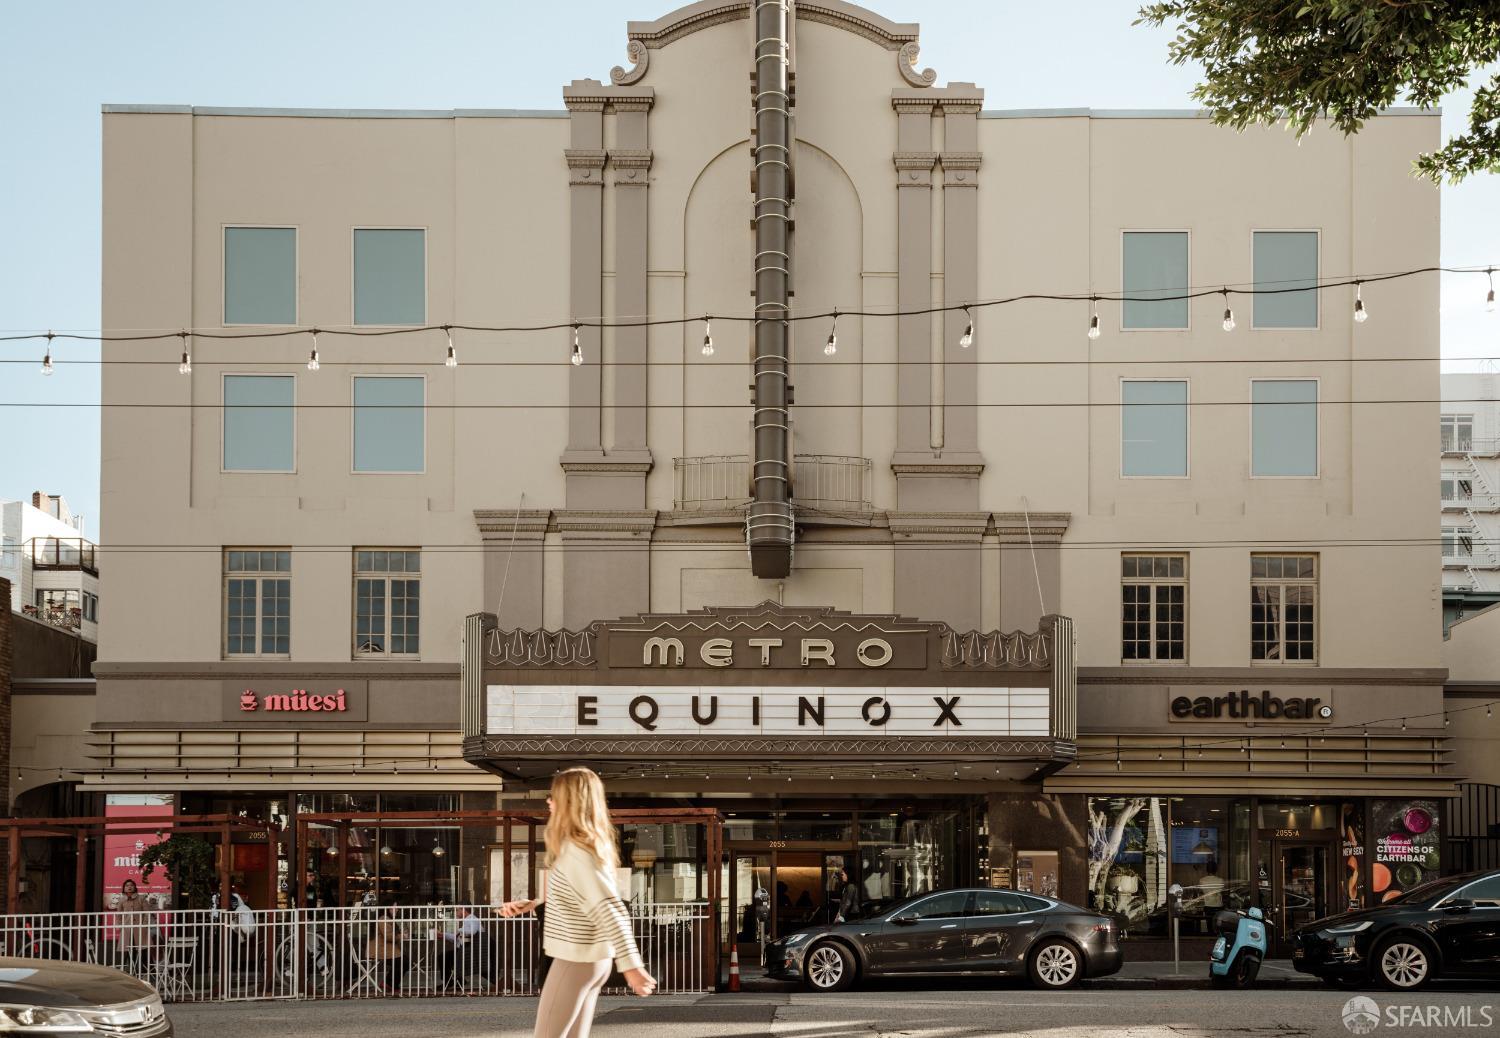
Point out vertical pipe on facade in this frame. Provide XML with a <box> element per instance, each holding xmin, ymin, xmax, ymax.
<box><xmin>747</xmin><ymin>0</ymin><xmax>794</xmax><ymax>578</ymax></box>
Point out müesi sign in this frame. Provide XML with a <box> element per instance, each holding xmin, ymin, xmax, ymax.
<box><xmin>221</xmin><ymin>680</ymin><xmax>369</xmax><ymax>722</ymax></box>
<box><xmin>240</xmin><ymin>688</ymin><xmax>348</xmax><ymax>713</ymax></box>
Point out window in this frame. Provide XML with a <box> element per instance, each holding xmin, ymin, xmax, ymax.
<box><xmin>1441</xmin><ymin>414</ymin><xmax>1474</xmax><ymax>453</ymax></box>
<box><xmin>1121</xmin><ymin>380</ymin><xmax>1189</xmax><ymax>477</ymax></box>
<box><xmin>224</xmin><ymin>550</ymin><xmax>291</xmax><ymax>657</ymax></box>
<box><xmin>1442</xmin><ymin>526</ymin><xmax>1474</xmax><ymax>560</ymax></box>
<box><xmin>1251</xmin><ymin>554</ymin><xmax>1317</xmax><ymax>662</ymax></box>
<box><xmin>1441</xmin><ymin>474</ymin><xmax>1474</xmax><ymax>504</ymax></box>
<box><xmin>354</xmin><ymin>550</ymin><xmax>420</xmax><ymax>656</ymax></box>
<box><xmin>972</xmin><ymin>891</ymin><xmax>1032</xmax><ymax>916</ymax></box>
<box><xmin>353</xmin><ymin>376</ymin><xmax>424</xmax><ymax>473</ymax></box>
<box><xmin>1122</xmin><ymin>554</ymin><xmax>1187</xmax><ymax>662</ymax></box>
<box><xmin>1454</xmin><ymin>874</ymin><xmax>1500</xmax><ymax>907</ymax></box>
<box><xmin>223</xmin><ymin>375</ymin><xmax>295</xmax><ymax>472</ymax></box>
<box><xmin>1251</xmin><ymin>380</ymin><xmax>1318</xmax><ymax>477</ymax></box>
<box><xmin>353</xmin><ymin>228</ymin><xmax>425</xmax><ymax>326</ymax></box>
<box><xmin>1</xmin><ymin>537</ymin><xmax>18</xmax><ymax>568</ymax></box>
<box><xmin>35</xmin><ymin>589</ymin><xmax>81</xmax><ymax>612</ymax></box>
<box><xmin>900</xmin><ymin>891</ymin><xmax>970</xmax><ymax>920</ymax></box>
<box><xmin>1252</xmin><ymin>231</ymin><xmax>1319</xmax><ymax>328</ymax></box>
<box><xmin>224</xmin><ymin>227</ymin><xmax>297</xmax><ymax>325</ymax></box>
<box><xmin>82</xmin><ymin>591</ymin><xmax>98</xmax><ymax>623</ymax></box>
<box><xmin>1122</xmin><ymin>231</ymin><xmax>1189</xmax><ymax>329</ymax></box>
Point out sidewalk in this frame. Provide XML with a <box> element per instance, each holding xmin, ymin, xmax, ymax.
<box><xmin>735</xmin><ymin>957</ymin><xmax>1322</xmax><ymax>992</ymax></box>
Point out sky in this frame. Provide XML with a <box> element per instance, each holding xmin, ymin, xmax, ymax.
<box><xmin>2</xmin><ymin>0</ymin><xmax>1497</xmax><ymax>528</ymax></box>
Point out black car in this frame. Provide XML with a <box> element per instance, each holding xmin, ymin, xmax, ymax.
<box><xmin>0</xmin><ymin>957</ymin><xmax>171</xmax><ymax>1035</ymax></box>
<box><xmin>1291</xmin><ymin>869</ymin><xmax>1500</xmax><ymax>990</ymax></box>
<box><xmin>764</xmin><ymin>887</ymin><xmax>1123</xmax><ymax>991</ymax></box>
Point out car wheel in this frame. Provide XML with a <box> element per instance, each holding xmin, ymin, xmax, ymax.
<box><xmin>1374</xmin><ymin>936</ymin><xmax>1432</xmax><ymax>991</ymax></box>
<box><xmin>1027</xmin><ymin>938</ymin><xmax>1081</xmax><ymax>990</ymax></box>
<box><xmin>803</xmin><ymin>942</ymin><xmax>855</xmax><ymax>993</ymax></box>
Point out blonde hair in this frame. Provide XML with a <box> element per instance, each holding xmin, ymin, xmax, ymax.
<box><xmin>544</xmin><ymin>767</ymin><xmax>618</xmax><ymax>869</ymax></box>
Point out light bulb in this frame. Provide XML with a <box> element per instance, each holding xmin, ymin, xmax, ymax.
<box><xmin>307</xmin><ymin>331</ymin><xmax>320</xmax><ymax>372</ymax></box>
<box><xmin>824</xmin><ymin>312</ymin><xmax>838</xmax><ymax>356</ymax></box>
<box><xmin>701</xmin><ymin>317</ymin><xmax>714</xmax><ymax>357</ymax></box>
<box><xmin>1221</xmin><ymin>291</ymin><xmax>1235</xmax><ymax>331</ymax></box>
<box><xmin>431</xmin><ymin>842</ymin><xmax>445</xmax><ymax>858</ymax></box>
<box><xmin>570</xmin><ymin>325</ymin><xmax>583</xmax><ymax>366</ymax></box>
<box><xmin>958</xmin><ymin>306</ymin><xmax>974</xmax><ymax>348</ymax></box>
<box><xmin>445</xmin><ymin>326</ymin><xmax>458</xmax><ymax>368</ymax></box>
<box><xmin>1487</xmin><ymin>270</ymin><xmax>1495</xmax><ymax>312</ymax></box>
<box><xmin>179</xmin><ymin>350</ymin><xmax>192</xmax><ymax>375</ymax></box>
<box><xmin>1087</xmin><ymin>299</ymin><xmax>1101</xmax><ymax>340</ymax></box>
<box><xmin>1353</xmin><ymin>282</ymin><xmax>1368</xmax><ymax>323</ymax></box>
<box><xmin>41</xmin><ymin>332</ymin><xmax>55</xmax><ymax>375</ymax></box>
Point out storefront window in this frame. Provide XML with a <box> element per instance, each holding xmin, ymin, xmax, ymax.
<box><xmin>1372</xmin><ymin>799</ymin><xmax>1441</xmax><ymax>903</ymax></box>
<box><xmin>858</xmin><ymin>809</ymin><xmax>958</xmax><ymax>902</ymax></box>
<box><xmin>1088</xmin><ymin>796</ymin><xmax>1169</xmax><ymax>937</ymax></box>
<box><xmin>1168</xmin><ymin>797</ymin><xmax>1251</xmax><ymax>935</ymax></box>
<box><xmin>620</xmin><ymin>823</ymin><xmax>702</xmax><ymax>906</ymax></box>
<box><xmin>1257</xmin><ymin>801</ymin><xmax>1338</xmax><ymax>832</ymax></box>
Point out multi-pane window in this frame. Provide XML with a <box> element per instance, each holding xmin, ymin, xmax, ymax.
<box><xmin>1441</xmin><ymin>414</ymin><xmax>1474</xmax><ymax>453</ymax></box>
<box><xmin>1252</xmin><ymin>231</ymin><xmax>1319</xmax><ymax>328</ymax></box>
<box><xmin>1441</xmin><ymin>474</ymin><xmax>1474</xmax><ymax>504</ymax></box>
<box><xmin>353</xmin><ymin>376</ymin><xmax>425</xmax><ymax>473</ymax></box>
<box><xmin>225</xmin><ymin>550</ymin><xmax>291</xmax><ymax>657</ymax></box>
<box><xmin>353</xmin><ymin>228</ymin><xmax>426</xmax><ymax>326</ymax></box>
<box><xmin>1122</xmin><ymin>231</ymin><xmax>1189</xmax><ymax>329</ymax></box>
<box><xmin>1442</xmin><ymin>526</ymin><xmax>1474</xmax><ymax>560</ymax></box>
<box><xmin>354</xmin><ymin>550</ymin><xmax>420</xmax><ymax>656</ymax></box>
<box><xmin>1122</xmin><ymin>554</ymin><xmax>1187</xmax><ymax>662</ymax></box>
<box><xmin>1251</xmin><ymin>379</ymin><xmax>1318</xmax><ymax>477</ymax></box>
<box><xmin>223</xmin><ymin>375</ymin><xmax>295</xmax><ymax>472</ymax></box>
<box><xmin>1121</xmin><ymin>380</ymin><xmax>1189</xmax><ymax>477</ymax></box>
<box><xmin>224</xmin><ymin>227</ymin><xmax>297</xmax><ymax>325</ymax></box>
<box><xmin>82</xmin><ymin>591</ymin><xmax>98</xmax><ymax>623</ymax></box>
<box><xmin>1251</xmin><ymin>554</ymin><xmax>1317</xmax><ymax>663</ymax></box>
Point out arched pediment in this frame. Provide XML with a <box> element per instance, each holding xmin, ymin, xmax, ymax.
<box><xmin>611</xmin><ymin>0</ymin><xmax>936</xmax><ymax>87</ymax></box>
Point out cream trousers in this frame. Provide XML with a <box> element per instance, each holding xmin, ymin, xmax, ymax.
<box><xmin>533</xmin><ymin>958</ymin><xmax>613</xmax><ymax>1038</ymax></box>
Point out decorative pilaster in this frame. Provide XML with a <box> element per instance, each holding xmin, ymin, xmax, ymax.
<box><xmin>609</xmin><ymin>94</ymin><xmax>654</xmax><ymax>465</ymax></box>
<box><xmin>474</xmin><ymin>510</ymin><xmax>552</xmax><ymax>631</ymax></box>
<box><xmin>888</xmin><ymin>511</ymin><xmax>989</xmax><ymax>631</ymax></box>
<box><xmin>938</xmin><ymin>85</ymin><xmax>984</xmax><ymax>468</ymax></box>
<box><xmin>561</xmin><ymin>82</ymin><xmax>607</xmax><ymax>467</ymax></box>
<box><xmin>555</xmin><ymin>510</ymin><xmax>657</xmax><ymax>628</ymax></box>
<box><xmin>891</xmin><ymin>92</ymin><xmax>938</xmax><ymax>483</ymax></box>
<box><xmin>993</xmin><ymin>512</ymin><xmax>1072</xmax><ymax>633</ymax></box>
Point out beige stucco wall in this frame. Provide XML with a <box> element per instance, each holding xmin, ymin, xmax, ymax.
<box><xmin>97</xmin><ymin>5</ymin><xmax>1443</xmax><ymax>759</ymax></box>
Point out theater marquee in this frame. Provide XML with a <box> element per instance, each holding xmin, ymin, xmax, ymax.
<box><xmin>460</xmin><ymin>602</ymin><xmax>1078</xmax><ymax>781</ymax></box>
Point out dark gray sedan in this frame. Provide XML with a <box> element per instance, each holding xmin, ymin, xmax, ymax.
<box><xmin>764</xmin><ymin>887</ymin><xmax>1122</xmax><ymax>991</ymax></box>
<box><xmin>0</xmin><ymin>957</ymin><xmax>171</xmax><ymax>1035</ymax></box>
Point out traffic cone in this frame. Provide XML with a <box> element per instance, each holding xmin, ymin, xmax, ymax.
<box><xmin>728</xmin><ymin>946</ymin><xmax>741</xmax><ymax>992</ymax></box>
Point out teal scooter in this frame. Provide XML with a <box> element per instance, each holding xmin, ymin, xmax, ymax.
<box><xmin>1209</xmin><ymin>907</ymin><xmax>1270</xmax><ymax>988</ymax></box>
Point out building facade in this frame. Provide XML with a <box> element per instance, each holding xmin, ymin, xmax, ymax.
<box><xmin>2</xmin><ymin>492</ymin><xmax>99</xmax><ymax>643</ymax></box>
<box><xmin>1440</xmin><ymin>372</ymin><xmax>1500</xmax><ymax>626</ymax></box>
<box><xmin>71</xmin><ymin>1</ymin><xmax>1455</xmax><ymax>952</ymax></box>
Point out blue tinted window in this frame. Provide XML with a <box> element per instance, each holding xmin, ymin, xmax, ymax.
<box><xmin>1122</xmin><ymin>380</ymin><xmax>1189</xmax><ymax>477</ymax></box>
<box><xmin>353</xmin><ymin>376</ymin><xmax>424</xmax><ymax>473</ymax></box>
<box><xmin>354</xmin><ymin>229</ymin><xmax>425</xmax><ymax>325</ymax></box>
<box><xmin>223</xmin><ymin>375</ymin><xmax>294</xmax><ymax>472</ymax></box>
<box><xmin>1123</xmin><ymin>232</ymin><xmax>1189</xmax><ymax>329</ymax></box>
<box><xmin>224</xmin><ymin>228</ymin><xmax>296</xmax><ymax>325</ymax></box>
<box><xmin>1253</xmin><ymin>232</ymin><xmax>1318</xmax><ymax>328</ymax></box>
<box><xmin>1252</xmin><ymin>380</ymin><xmax>1318</xmax><ymax>476</ymax></box>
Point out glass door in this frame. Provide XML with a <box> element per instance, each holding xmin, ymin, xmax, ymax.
<box><xmin>724</xmin><ymin>851</ymin><xmax>772</xmax><ymax>958</ymax></box>
<box><xmin>1275</xmin><ymin>842</ymin><xmax>1329</xmax><ymax>950</ymax></box>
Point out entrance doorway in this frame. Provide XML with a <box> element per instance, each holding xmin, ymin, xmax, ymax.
<box><xmin>1271</xmin><ymin>841</ymin><xmax>1332</xmax><ymax>953</ymax></box>
<box><xmin>724</xmin><ymin>843</ymin><xmax>856</xmax><ymax>960</ymax></box>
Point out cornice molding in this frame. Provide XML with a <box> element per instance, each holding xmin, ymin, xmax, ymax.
<box><xmin>473</xmin><ymin>509</ymin><xmax>552</xmax><ymax>540</ymax></box>
<box><xmin>887</xmin><ymin>511</ymin><xmax>990</xmax><ymax>542</ymax></box>
<box><xmin>553</xmin><ymin>510</ymin><xmax>658</xmax><ymax>539</ymax></box>
<box><xmin>564</xmin><ymin>148</ymin><xmax>607</xmax><ymax>187</ymax></box>
<box><xmin>992</xmin><ymin>512</ymin><xmax>1072</xmax><ymax>544</ymax></box>
<box><xmin>469</xmin><ymin>735</ymin><xmax>1067</xmax><ymax>758</ymax></box>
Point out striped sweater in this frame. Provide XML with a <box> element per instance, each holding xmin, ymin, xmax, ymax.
<box><xmin>541</xmin><ymin>841</ymin><xmax>643</xmax><ymax>972</ymax></box>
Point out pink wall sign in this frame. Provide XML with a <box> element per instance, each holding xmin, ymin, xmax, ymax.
<box><xmin>103</xmin><ymin>800</ymin><xmax>175</xmax><ymax>915</ymax></box>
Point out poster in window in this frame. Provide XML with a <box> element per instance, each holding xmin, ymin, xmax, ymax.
<box><xmin>1372</xmin><ymin>799</ymin><xmax>1440</xmax><ymax>903</ymax></box>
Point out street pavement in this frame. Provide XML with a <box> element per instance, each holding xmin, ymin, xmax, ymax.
<box><xmin>169</xmin><ymin>984</ymin><xmax>1500</xmax><ymax>1037</ymax></box>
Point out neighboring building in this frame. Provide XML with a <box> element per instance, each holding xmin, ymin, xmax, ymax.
<box><xmin>1</xmin><ymin>492</ymin><xmax>99</xmax><ymax>643</ymax></box>
<box><xmin>82</xmin><ymin>2</ymin><xmax>1448</xmax><ymax>953</ymax></box>
<box><xmin>1440</xmin><ymin>372</ymin><xmax>1500</xmax><ymax>628</ymax></box>
<box><xmin>1443</xmin><ymin>602</ymin><xmax>1500</xmax><ymax>872</ymax></box>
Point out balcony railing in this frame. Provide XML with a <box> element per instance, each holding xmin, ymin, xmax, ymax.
<box><xmin>21</xmin><ymin>602</ymin><xmax>81</xmax><ymax>631</ymax></box>
<box><xmin>29</xmin><ymin>537</ymin><xmax>97</xmax><ymax>572</ymax></box>
<box><xmin>1442</xmin><ymin>492</ymin><xmax>1500</xmax><ymax>512</ymax></box>
<box><xmin>1442</xmin><ymin>437</ymin><xmax>1500</xmax><ymax>457</ymax></box>
<box><xmin>674</xmin><ymin>454</ymin><xmax>872</xmax><ymax>512</ymax></box>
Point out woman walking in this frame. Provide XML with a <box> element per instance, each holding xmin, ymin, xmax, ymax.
<box><xmin>501</xmin><ymin>767</ymin><xmax>655</xmax><ymax>1038</ymax></box>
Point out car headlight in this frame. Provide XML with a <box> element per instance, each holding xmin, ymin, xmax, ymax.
<box><xmin>784</xmin><ymin>932</ymin><xmax>810</xmax><ymax>946</ymax></box>
<box><xmin>0</xmin><ymin>1005</ymin><xmax>92</xmax><ymax>1033</ymax></box>
<box><xmin>1320</xmin><ymin>920</ymin><xmax>1373</xmax><ymax>935</ymax></box>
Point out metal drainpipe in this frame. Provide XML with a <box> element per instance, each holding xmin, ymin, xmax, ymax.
<box><xmin>748</xmin><ymin>0</ymin><xmax>795</xmax><ymax>579</ymax></box>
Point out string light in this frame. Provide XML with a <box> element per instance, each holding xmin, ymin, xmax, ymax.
<box><xmin>1354</xmin><ymin>281</ymin><xmax>1368</xmax><ymax>323</ymax></box>
<box><xmin>958</xmin><ymin>306</ymin><xmax>974</xmax><ymax>348</ymax></box>
<box><xmin>1221</xmin><ymin>289</ymin><xmax>1235</xmax><ymax>332</ymax></box>
<box><xmin>570</xmin><ymin>324</ymin><xmax>583</xmax><ymax>367</ymax></box>
<box><xmin>41</xmin><ymin>331</ymin><xmax>54</xmax><ymax>375</ymax></box>
<box><xmin>1087</xmin><ymin>298</ymin><xmax>1100</xmax><ymax>340</ymax></box>
<box><xmin>307</xmin><ymin>329</ymin><xmax>320</xmax><ymax>371</ymax></box>
<box><xmin>1488</xmin><ymin>268</ymin><xmax>1496</xmax><ymax>312</ymax></box>
<box><xmin>444</xmin><ymin>326</ymin><xmax>458</xmax><ymax>369</ymax></box>
<box><xmin>178</xmin><ymin>331</ymin><xmax>191</xmax><ymax>375</ymax></box>
<box><xmin>701</xmin><ymin>317</ymin><xmax>714</xmax><ymax>358</ymax></box>
<box><xmin>824</xmin><ymin>310</ymin><xmax>838</xmax><ymax>356</ymax></box>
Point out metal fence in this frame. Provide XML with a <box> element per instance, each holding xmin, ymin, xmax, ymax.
<box><xmin>0</xmin><ymin>902</ymin><xmax>711</xmax><ymax>1002</ymax></box>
